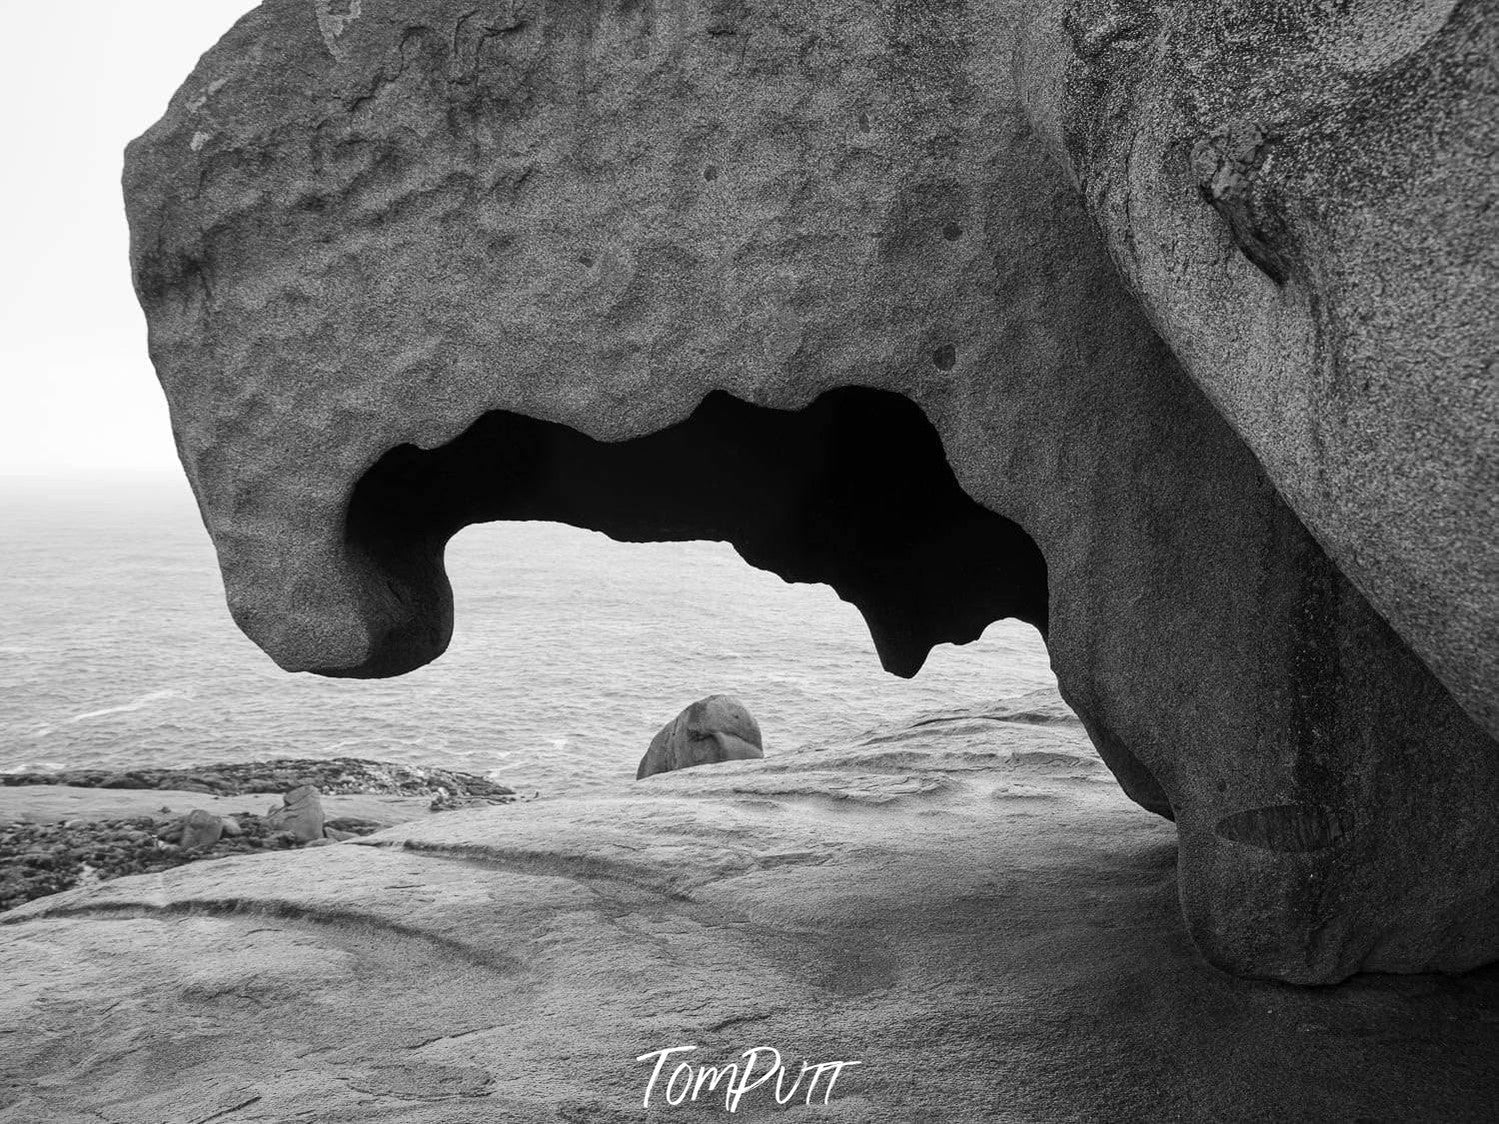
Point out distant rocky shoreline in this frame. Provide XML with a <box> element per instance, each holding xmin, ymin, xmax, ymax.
<box><xmin>0</xmin><ymin>756</ymin><xmax>516</xmax><ymax>798</ymax></box>
<box><xmin>0</xmin><ymin>758</ymin><xmax>526</xmax><ymax>913</ymax></box>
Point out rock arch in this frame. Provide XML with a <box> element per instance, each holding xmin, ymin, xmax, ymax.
<box><xmin>344</xmin><ymin>387</ymin><xmax>1049</xmax><ymax>680</ymax></box>
<box><xmin>122</xmin><ymin>0</ymin><xmax>1498</xmax><ymax>982</ymax></box>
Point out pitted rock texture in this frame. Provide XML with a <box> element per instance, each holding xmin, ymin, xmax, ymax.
<box><xmin>4</xmin><ymin>699</ymin><xmax>1497</xmax><ymax>1122</ymax></box>
<box><xmin>125</xmin><ymin>0</ymin><xmax>1499</xmax><ymax>982</ymax></box>
<box><xmin>637</xmin><ymin>695</ymin><xmax>765</xmax><ymax>780</ymax></box>
<box><xmin>1020</xmin><ymin>0</ymin><xmax>1499</xmax><ymax>738</ymax></box>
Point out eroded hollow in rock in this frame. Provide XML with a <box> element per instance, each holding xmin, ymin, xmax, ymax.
<box><xmin>345</xmin><ymin>387</ymin><xmax>1048</xmax><ymax>679</ymax></box>
<box><xmin>1215</xmin><ymin>804</ymin><xmax>1345</xmax><ymax>853</ymax></box>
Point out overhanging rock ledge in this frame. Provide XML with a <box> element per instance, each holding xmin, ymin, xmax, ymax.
<box><xmin>123</xmin><ymin>0</ymin><xmax>1498</xmax><ymax>984</ymax></box>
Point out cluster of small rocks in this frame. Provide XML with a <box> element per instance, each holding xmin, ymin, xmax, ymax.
<box><xmin>0</xmin><ymin>794</ymin><xmax>389</xmax><ymax>913</ymax></box>
<box><xmin>0</xmin><ymin>757</ymin><xmax>516</xmax><ymax>798</ymax></box>
<box><xmin>427</xmin><ymin>789</ymin><xmax>531</xmax><ymax>812</ymax></box>
<box><xmin>1</xmin><ymin>760</ymin><xmax>529</xmax><ymax>913</ymax></box>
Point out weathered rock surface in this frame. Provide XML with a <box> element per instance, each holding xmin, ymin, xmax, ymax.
<box><xmin>2</xmin><ymin>700</ymin><xmax>1496</xmax><ymax>1121</ymax></box>
<box><xmin>265</xmin><ymin>784</ymin><xmax>325</xmax><ymax>842</ymax></box>
<box><xmin>637</xmin><ymin>695</ymin><xmax>765</xmax><ymax>780</ymax></box>
<box><xmin>1018</xmin><ymin>0</ymin><xmax>1499</xmax><ymax>739</ymax></box>
<box><xmin>124</xmin><ymin>0</ymin><xmax>1499</xmax><ymax>981</ymax></box>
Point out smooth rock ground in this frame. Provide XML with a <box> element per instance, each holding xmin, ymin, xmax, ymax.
<box><xmin>3</xmin><ymin>694</ymin><xmax>1494</xmax><ymax>1122</ymax></box>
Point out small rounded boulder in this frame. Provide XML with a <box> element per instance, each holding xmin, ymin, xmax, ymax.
<box><xmin>636</xmin><ymin>696</ymin><xmax>764</xmax><ymax>781</ymax></box>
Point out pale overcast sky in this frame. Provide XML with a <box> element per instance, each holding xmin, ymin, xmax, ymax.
<box><xmin>0</xmin><ymin>1</ymin><xmax>255</xmax><ymax>475</ymax></box>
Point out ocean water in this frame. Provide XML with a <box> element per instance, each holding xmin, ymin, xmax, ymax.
<box><xmin>0</xmin><ymin>475</ymin><xmax>1059</xmax><ymax>797</ymax></box>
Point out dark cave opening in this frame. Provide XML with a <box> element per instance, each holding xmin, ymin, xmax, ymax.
<box><xmin>344</xmin><ymin>387</ymin><xmax>1048</xmax><ymax>680</ymax></box>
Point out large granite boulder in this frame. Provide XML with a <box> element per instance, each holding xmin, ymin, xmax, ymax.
<box><xmin>3</xmin><ymin>698</ymin><xmax>1496</xmax><ymax>1120</ymax></box>
<box><xmin>1018</xmin><ymin>0</ymin><xmax>1499</xmax><ymax>739</ymax></box>
<box><xmin>123</xmin><ymin>0</ymin><xmax>1498</xmax><ymax>982</ymax></box>
<box><xmin>637</xmin><ymin>695</ymin><xmax>765</xmax><ymax>780</ymax></box>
